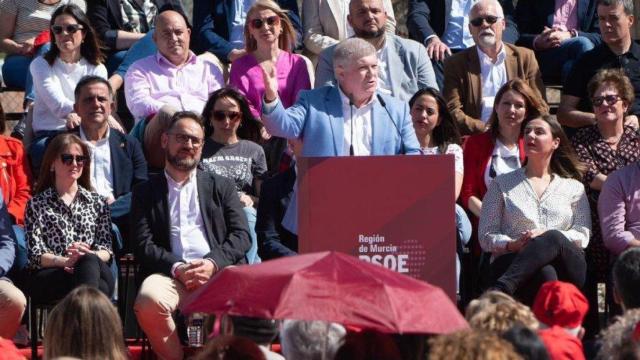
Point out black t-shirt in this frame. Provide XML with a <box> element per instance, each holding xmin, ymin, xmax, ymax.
<box><xmin>563</xmin><ymin>40</ymin><xmax>640</xmax><ymax>115</ymax></box>
<box><xmin>199</xmin><ymin>139</ymin><xmax>267</xmax><ymax>195</ymax></box>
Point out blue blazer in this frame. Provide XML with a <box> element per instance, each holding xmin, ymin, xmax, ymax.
<box><xmin>515</xmin><ymin>0</ymin><xmax>601</xmax><ymax>49</ymax></box>
<box><xmin>262</xmin><ymin>86</ymin><xmax>421</xmax><ymax>156</ymax></box>
<box><xmin>194</xmin><ymin>0</ymin><xmax>303</xmax><ymax>60</ymax></box>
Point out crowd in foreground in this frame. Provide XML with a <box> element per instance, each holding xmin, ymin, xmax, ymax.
<box><xmin>1</xmin><ymin>0</ymin><xmax>640</xmax><ymax>358</ymax></box>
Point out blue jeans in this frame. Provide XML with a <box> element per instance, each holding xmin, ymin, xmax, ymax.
<box><xmin>1</xmin><ymin>43</ymin><xmax>51</xmax><ymax>102</ymax></box>
<box><xmin>244</xmin><ymin>206</ymin><xmax>261</xmax><ymax>264</ymax></box>
<box><xmin>456</xmin><ymin>204</ymin><xmax>472</xmax><ymax>293</ymax></box>
<box><xmin>12</xmin><ymin>225</ymin><xmax>26</xmax><ymax>272</ymax></box>
<box><xmin>536</xmin><ymin>36</ymin><xmax>595</xmax><ymax>84</ymax></box>
<box><xmin>29</xmin><ymin>129</ymin><xmax>65</xmax><ymax>178</ymax></box>
<box><xmin>106</xmin><ymin>31</ymin><xmax>157</xmax><ymax>78</ymax></box>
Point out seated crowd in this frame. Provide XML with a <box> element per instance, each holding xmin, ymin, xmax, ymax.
<box><xmin>1</xmin><ymin>0</ymin><xmax>640</xmax><ymax>358</ymax></box>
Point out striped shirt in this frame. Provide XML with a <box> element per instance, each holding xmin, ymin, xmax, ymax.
<box><xmin>0</xmin><ymin>0</ymin><xmax>86</xmax><ymax>44</ymax></box>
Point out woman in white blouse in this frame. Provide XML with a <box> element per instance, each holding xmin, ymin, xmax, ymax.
<box><xmin>28</xmin><ymin>4</ymin><xmax>111</xmax><ymax>177</ymax></box>
<box><xmin>478</xmin><ymin>115</ymin><xmax>591</xmax><ymax>302</ymax></box>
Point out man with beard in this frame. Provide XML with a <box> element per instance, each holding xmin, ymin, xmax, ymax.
<box><xmin>314</xmin><ymin>0</ymin><xmax>438</xmax><ymax>101</ymax></box>
<box><xmin>443</xmin><ymin>0</ymin><xmax>545</xmax><ymax>135</ymax></box>
<box><xmin>131</xmin><ymin>111</ymin><xmax>250</xmax><ymax>360</ymax></box>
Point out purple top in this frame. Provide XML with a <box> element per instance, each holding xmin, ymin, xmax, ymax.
<box><xmin>124</xmin><ymin>51</ymin><xmax>224</xmax><ymax>120</ymax></box>
<box><xmin>229</xmin><ymin>51</ymin><xmax>311</xmax><ymax>119</ymax></box>
<box><xmin>598</xmin><ymin>162</ymin><xmax>640</xmax><ymax>255</ymax></box>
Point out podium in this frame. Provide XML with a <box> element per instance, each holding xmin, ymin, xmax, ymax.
<box><xmin>297</xmin><ymin>155</ymin><xmax>457</xmax><ymax>300</ymax></box>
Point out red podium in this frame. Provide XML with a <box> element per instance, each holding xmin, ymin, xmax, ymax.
<box><xmin>297</xmin><ymin>155</ymin><xmax>457</xmax><ymax>300</ymax></box>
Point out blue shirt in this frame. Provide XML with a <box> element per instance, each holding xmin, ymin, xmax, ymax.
<box><xmin>441</xmin><ymin>0</ymin><xmax>476</xmax><ymax>50</ymax></box>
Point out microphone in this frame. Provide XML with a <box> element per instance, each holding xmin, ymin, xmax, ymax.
<box><xmin>347</xmin><ymin>93</ymin><xmax>355</xmax><ymax>156</ymax></box>
<box><xmin>376</xmin><ymin>94</ymin><xmax>405</xmax><ymax>155</ymax></box>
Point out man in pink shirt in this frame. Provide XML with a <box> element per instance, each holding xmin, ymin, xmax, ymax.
<box><xmin>125</xmin><ymin>10</ymin><xmax>224</xmax><ymax>169</ymax></box>
<box><xmin>514</xmin><ymin>0</ymin><xmax>601</xmax><ymax>83</ymax></box>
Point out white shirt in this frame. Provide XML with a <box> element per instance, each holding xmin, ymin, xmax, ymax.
<box><xmin>165</xmin><ymin>171</ymin><xmax>211</xmax><ymax>263</ymax></box>
<box><xmin>30</xmin><ymin>56</ymin><xmax>108</xmax><ymax>132</ymax></box>
<box><xmin>79</xmin><ymin>127</ymin><xmax>114</xmax><ymax>199</ymax></box>
<box><xmin>229</xmin><ymin>0</ymin><xmax>256</xmax><ymax>48</ymax></box>
<box><xmin>376</xmin><ymin>45</ymin><xmax>392</xmax><ymax>96</ymax></box>
<box><xmin>441</xmin><ymin>0</ymin><xmax>477</xmax><ymax>49</ymax></box>
<box><xmin>478</xmin><ymin>168</ymin><xmax>591</xmax><ymax>260</ymax></box>
<box><xmin>339</xmin><ymin>88</ymin><xmax>374</xmax><ymax>156</ymax></box>
<box><xmin>484</xmin><ymin>139</ymin><xmax>521</xmax><ymax>188</ymax></box>
<box><xmin>477</xmin><ymin>45</ymin><xmax>508</xmax><ymax>122</ymax></box>
<box><xmin>421</xmin><ymin>144</ymin><xmax>464</xmax><ymax>175</ymax></box>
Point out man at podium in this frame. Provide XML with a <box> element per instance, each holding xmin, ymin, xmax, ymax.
<box><xmin>260</xmin><ymin>37</ymin><xmax>421</xmax><ymax>157</ymax></box>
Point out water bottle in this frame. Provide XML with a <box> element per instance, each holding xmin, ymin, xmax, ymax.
<box><xmin>187</xmin><ymin>313</ymin><xmax>205</xmax><ymax>347</ymax></box>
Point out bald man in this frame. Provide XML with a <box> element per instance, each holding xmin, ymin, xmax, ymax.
<box><xmin>124</xmin><ymin>10</ymin><xmax>224</xmax><ymax>169</ymax></box>
<box><xmin>442</xmin><ymin>0</ymin><xmax>545</xmax><ymax>135</ymax></box>
<box><xmin>314</xmin><ymin>0</ymin><xmax>438</xmax><ymax>101</ymax></box>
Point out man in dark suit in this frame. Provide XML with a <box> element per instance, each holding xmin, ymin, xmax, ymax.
<box><xmin>515</xmin><ymin>0</ymin><xmax>601</xmax><ymax>83</ymax></box>
<box><xmin>194</xmin><ymin>0</ymin><xmax>303</xmax><ymax>63</ymax></box>
<box><xmin>132</xmin><ymin>111</ymin><xmax>250</xmax><ymax>360</ymax></box>
<box><xmin>256</xmin><ymin>140</ymin><xmax>300</xmax><ymax>260</ymax></box>
<box><xmin>407</xmin><ymin>0</ymin><xmax>519</xmax><ymax>89</ymax></box>
<box><xmin>73</xmin><ymin>76</ymin><xmax>148</xmax><ymax>251</ymax></box>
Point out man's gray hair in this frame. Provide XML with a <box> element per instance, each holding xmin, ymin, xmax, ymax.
<box><xmin>470</xmin><ymin>0</ymin><xmax>505</xmax><ymax>18</ymax></box>
<box><xmin>597</xmin><ymin>0</ymin><xmax>634</xmax><ymax>15</ymax></box>
<box><xmin>333</xmin><ymin>38</ymin><xmax>376</xmax><ymax>70</ymax></box>
<box><xmin>280</xmin><ymin>320</ymin><xmax>346</xmax><ymax>360</ymax></box>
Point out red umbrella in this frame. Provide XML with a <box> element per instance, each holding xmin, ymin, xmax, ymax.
<box><xmin>181</xmin><ymin>251</ymin><xmax>467</xmax><ymax>334</ymax></box>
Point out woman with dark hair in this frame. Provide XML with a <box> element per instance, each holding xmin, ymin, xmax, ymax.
<box><xmin>28</xmin><ymin>4</ymin><xmax>113</xmax><ymax>177</ymax></box>
<box><xmin>409</xmin><ymin>88</ymin><xmax>470</xmax><ymax>294</ymax></box>
<box><xmin>479</xmin><ymin>115</ymin><xmax>590</xmax><ymax>302</ymax></box>
<box><xmin>229</xmin><ymin>0</ymin><xmax>311</xmax><ymax>119</ymax></box>
<box><xmin>461</xmin><ymin>79</ymin><xmax>548</xmax><ymax>223</ymax></box>
<box><xmin>24</xmin><ymin>133</ymin><xmax>114</xmax><ymax>304</ymax></box>
<box><xmin>200</xmin><ymin>88</ymin><xmax>267</xmax><ymax>264</ymax></box>
<box><xmin>0</xmin><ymin>0</ymin><xmax>86</xmax><ymax>109</ymax></box>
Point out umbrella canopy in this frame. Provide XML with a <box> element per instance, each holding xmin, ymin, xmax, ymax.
<box><xmin>181</xmin><ymin>251</ymin><xmax>467</xmax><ymax>334</ymax></box>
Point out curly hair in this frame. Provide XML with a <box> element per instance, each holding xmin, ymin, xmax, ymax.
<box><xmin>466</xmin><ymin>291</ymin><xmax>539</xmax><ymax>334</ymax></box>
<box><xmin>587</xmin><ymin>68</ymin><xmax>635</xmax><ymax>112</ymax></box>
<box><xmin>428</xmin><ymin>330</ymin><xmax>522</xmax><ymax>360</ymax></box>
<box><xmin>597</xmin><ymin>309</ymin><xmax>640</xmax><ymax>360</ymax></box>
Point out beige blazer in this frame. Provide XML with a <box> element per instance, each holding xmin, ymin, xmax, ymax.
<box><xmin>302</xmin><ymin>0</ymin><xmax>396</xmax><ymax>59</ymax></box>
<box><xmin>443</xmin><ymin>43</ymin><xmax>546</xmax><ymax>136</ymax></box>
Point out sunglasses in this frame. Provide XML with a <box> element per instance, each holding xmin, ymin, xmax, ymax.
<box><xmin>51</xmin><ymin>24</ymin><xmax>84</xmax><ymax>35</ymax></box>
<box><xmin>250</xmin><ymin>16</ymin><xmax>280</xmax><ymax>29</ymax></box>
<box><xmin>212</xmin><ymin>111</ymin><xmax>242</xmax><ymax>122</ymax></box>
<box><xmin>168</xmin><ymin>132</ymin><xmax>204</xmax><ymax>147</ymax></box>
<box><xmin>469</xmin><ymin>16</ymin><xmax>501</xmax><ymax>27</ymax></box>
<box><xmin>60</xmin><ymin>154</ymin><xmax>88</xmax><ymax>166</ymax></box>
<box><xmin>592</xmin><ymin>94</ymin><xmax>622</xmax><ymax>107</ymax></box>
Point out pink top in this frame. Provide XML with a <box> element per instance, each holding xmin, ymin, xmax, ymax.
<box><xmin>124</xmin><ymin>51</ymin><xmax>224</xmax><ymax>120</ymax></box>
<box><xmin>552</xmin><ymin>0</ymin><xmax>578</xmax><ymax>31</ymax></box>
<box><xmin>229</xmin><ymin>51</ymin><xmax>311</xmax><ymax>119</ymax></box>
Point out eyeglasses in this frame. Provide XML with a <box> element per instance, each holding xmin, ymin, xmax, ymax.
<box><xmin>60</xmin><ymin>154</ymin><xmax>88</xmax><ymax>166</ymax></box>
<box><xmin>212</xmin><ymin>111</ymin><xmax>242</xmax><ymax>122</ymax></box>
<box><xmin>592</xmin><ymin>94</ymin><xmax>622</xmax><ymax>107</ymax></box>
<box><xmin>168</xmin><ymin>132</ymin><xmax>204</xmax><ymax>147</ymax></box>
<box><xmin>469</xmin><ymin>16</ymin><xmax>501</xmax><ymax>27</ymax></box>
<box><xmin>250</xmin><ymin>16</ymin><xmax>280</xmax><ymax>29</ymax></box>
<box><xmin>51</xmin><ymin>24</ymin><xmax>84</xmax><ymax>35</ymax></box>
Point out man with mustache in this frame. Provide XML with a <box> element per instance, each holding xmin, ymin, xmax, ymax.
<box><xmin>314</xmin><ymin>0</ymin><xmax>438</xmax><ymax>101</ymax></box>
<box><xmin>443</xmin><ymin>0</ymin><xmax>545</xmax><ymax>135</ymax></box>
<box><xmin>131</xmin><ymin>111</ymin><xmax>251</xmax><ymax>360</ymax></box>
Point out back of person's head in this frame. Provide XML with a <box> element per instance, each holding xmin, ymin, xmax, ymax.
<box><xmin>503</xmin><ymin>324</ymin><xmax>551</xmax><ymax>360</ymax></box>
<box><xmin>597</xmin><ymin>309</ymin><xmax>640</xmax><ymax>360</ymax></box>
<box><xmin>194</xmin><ymin>335</ymin><xmax>266</xmax><ymax>360</ymax></box>
<box><xmin>280</xmin><ymin>320</ymin><xmax>346</xmax><ymax>360</ymax></box>
<box><xmin>43</xmin><ymin>286</ymin><xmax>127</xmax><ymax>360</ymax></box>
<box><xmin>532</xmin><ymin>281</ymin><xmax>588</xmax><ymax>336</ymax></box>
<box><xmin>223</xmin><ymin>315</ymin><xmax>279</xmax><ymax>346</ymax></box>
<box><xmin>467</xmin><ymin>297</ymin><xmax>539</xmax><ymax>334</ymax></box>
<box><xmin>428</xmin><ymin>330</ymin><xmax>522</xmax><ymax>360</ymax></box>
<box><xmin>613</xmin><ymin>248</ymin><xmax>640</xmax><ymax>310</ymax></box>
<box><xmin>333</xmin><ymin>330</ymin><xmax>402</xmax><ymax>360</ymax></box>
<box><xmin>466</xmin><ymin>290</ymin><xmax>518</xmax><ymax>319</ymax></box>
